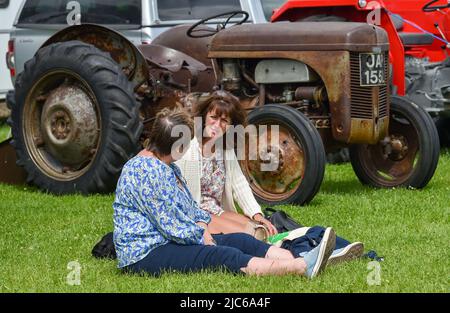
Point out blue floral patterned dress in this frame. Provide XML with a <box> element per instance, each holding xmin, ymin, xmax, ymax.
<box><xmin>113</xmin><ymin>156</ymin><xmax>211</xmax><ymax>268</ymax></box>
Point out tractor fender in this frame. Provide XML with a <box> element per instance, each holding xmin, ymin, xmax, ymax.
<box><xmin>40</xmin><ymin>24</ymin><xmax>148</xmax><ymax>89</ymax></box>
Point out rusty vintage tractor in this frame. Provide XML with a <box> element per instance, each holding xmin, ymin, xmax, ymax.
<box><xmin>8</xmin><ymin>11</ymin><xmax>440</xmax><ymax>205</ymax></box>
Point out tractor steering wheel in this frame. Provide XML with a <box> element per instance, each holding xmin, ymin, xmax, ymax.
<box><xmin>423</xmin><ymin>0</ymin><xmax>450</xmax><ymax>12</ymax></box>
<box><xmin>187</xmin><ymin>11</ymin><xmax>249</xmax><ymax>38</ymax></box>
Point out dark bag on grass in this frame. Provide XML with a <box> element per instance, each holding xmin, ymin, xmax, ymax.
<box><xmin>92</xmin><ymin>232</ymin><xmax>117</xmax><ymax>259</ymax></box>
<box><xmin>263</xmin><ymin>208</ymin><xmax>303</xmax><ymax>233</ymax></box>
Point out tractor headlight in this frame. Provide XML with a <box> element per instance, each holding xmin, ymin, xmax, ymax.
<box><xmin>358</xmin><ymin>0</ymin><xmax>367</xmax><ymax>8</ymax></box>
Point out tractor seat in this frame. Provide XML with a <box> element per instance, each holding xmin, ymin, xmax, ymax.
<box><xmin>399</xmin><ymin>32</ymin><xmax>435</xmax><ymax>46</ymax></box>
<box><xmin>391</xmin><ymin>16</ymin><xmax>404</xmax><ymax>31</ymax></box>
<box><xmin>390</xmin><ymin>14</ymin><xmax>434</xmax><ymax>46</ymax></box>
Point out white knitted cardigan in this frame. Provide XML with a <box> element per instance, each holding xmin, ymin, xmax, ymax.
<box><xmin>175</xmin><ymin>138</ymin><xmax>262</xmax><ymax>218</ymax></box>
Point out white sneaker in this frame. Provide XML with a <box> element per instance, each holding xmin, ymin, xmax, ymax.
<box><xmin>304</xmin><ymin>227</ymin><xmax>336</xmax><ymax>279</ymax></box>
<box><xmin>327</xmin><ymin>242</ymin><xmax>364</xmax><ymax>266</ymax></box>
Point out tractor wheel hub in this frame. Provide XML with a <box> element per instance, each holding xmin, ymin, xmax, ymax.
<box><xmin>40</xmin><ymin>84</ymin><xmax>99</xmax><ymax>166</ymax></box>
<box><xmin>382</xmin><ymin>134</ymin><xmax>409</xmax><ymax>161</ymax></box>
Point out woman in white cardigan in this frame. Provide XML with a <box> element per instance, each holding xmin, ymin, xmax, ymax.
<box><xmin>175</xmin><ymin>91</ymin><xmax>277</xmax><ymax>239</ymax></box>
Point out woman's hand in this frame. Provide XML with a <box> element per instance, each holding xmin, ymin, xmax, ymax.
<box><xmin>203</xmin><ymin>230</ymin><xmax>216</xmax><ymax>245</ymax></box>
<box><xmin>197</xmin><ymin>222</ymin><xmax>216</xmax><ymax>245</ymax></box>
<box><xmin>203</xmin><ymin>233</ymin><xmax>217</xmax><ymax>246</ymax></box>
<box><xmin>252</xmin><ymin>213</ymin><xmax>278</xmax><ymax>236</ymax></box>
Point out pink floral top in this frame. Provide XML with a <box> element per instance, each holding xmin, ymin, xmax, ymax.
<box><xmin>200</xmin><ymin>151</ymin><xmax>226</xmax><ymax>216</ymax></box>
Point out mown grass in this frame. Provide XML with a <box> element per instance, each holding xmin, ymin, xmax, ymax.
<box><xmin>0</xmin><ymin>124</ymin><xmax>11</xmax><ymax>143</ymax></box>
<box><xmin>0</xmin><ymin>151</ymin><xmax>449</xmax><ymax>293</ymax></box>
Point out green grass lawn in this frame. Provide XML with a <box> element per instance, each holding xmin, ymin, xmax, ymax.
<box><xmin>0</xmin><ymin>151</ymin><xmax>449</xmax><ymax>293</ymax></box>
<box><xmin>0</xmin><ymin>124</ymin><xmax>11</xmax><ymax>143</ymax></box>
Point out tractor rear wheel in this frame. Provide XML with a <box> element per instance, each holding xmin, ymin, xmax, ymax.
<box><xmin>11</xmin><ymin>41</ymin><xmax>142</xmax><ymax>194</ymax></box>
<box><xmin>349</xmin><ymin>96</ymin><xmax>440</xmax><ymax>188</ymax></box>
<box><xmin>239</xmin><ymin>104</ymin><xmax>326</xmax><ymax>206</ymax></box>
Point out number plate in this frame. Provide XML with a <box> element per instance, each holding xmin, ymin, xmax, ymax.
<box><xmin>360</xmin><ymin>53</ymin><xmax>385</xmax><ymax>86</ymax></box>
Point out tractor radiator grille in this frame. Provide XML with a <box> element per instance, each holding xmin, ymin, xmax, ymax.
<box><xmin>350</xmin><ymin>52</ymin><xmax>389</xmax><ymax>119</ymax></box>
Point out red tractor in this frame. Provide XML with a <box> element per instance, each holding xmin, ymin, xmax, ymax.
<box><xmin>383</xmin><ymin>0</ymin><xmax>450</xmax><ymax>62</ymax></box>
<box><xmin>271</xmin><ymin>0</ymin><xmax>450</xmax><ymax>145</ymax></box>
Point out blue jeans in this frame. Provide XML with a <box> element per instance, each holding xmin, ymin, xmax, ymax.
<box><xmin>124</xmin><ymin>233</ymin><xmax>272</xmax><ymax>276</ymax></box>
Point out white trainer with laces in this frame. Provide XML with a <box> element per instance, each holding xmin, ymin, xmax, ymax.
<box><xmin>303</xmin><ymin>227</ymin><xmax>336</xmax><ymax>279</ymax></box>
<box><xmin>327</xmin><ymin>242</ymin><xmax>364</xmax><ymax>266</ymax></box>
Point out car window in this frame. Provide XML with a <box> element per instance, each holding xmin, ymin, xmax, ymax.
<box><xmin>261</xmin><ymin>0</ymin><xmax>285</xmax><ymax>21</ymax></box>
<box><xmin>18</xmin><ymin>0</ymin><xmax>141</xmax><ymax>25</ymax></box>
<box><xmin>157</xmin><ymin>0</ymin><xmax>242</xmax><ymax>21</ymax></box>
<box><xmin>0</xmin><ymin>0</ymin><xmax>9</xmax><ymax>9</ymax></box>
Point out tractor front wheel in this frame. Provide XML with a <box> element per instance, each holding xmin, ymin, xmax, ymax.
<box><xmin>239</xmin><ymin>104</ymin><xmax>326</xmax><ymax>206</ymax></box>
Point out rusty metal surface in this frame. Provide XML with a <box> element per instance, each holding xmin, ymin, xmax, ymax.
<box><xmin>295</xmin><ymin>86</ymin><xmax>327</xmax><ymax>105</ymax></box>
<box><xmin>22</xmin><ymin>70</ymin><xmax>100</xmax><ymax>181</ymax></box>
<box><xmin>241</xmin><ymin>124</ymin><xmax>304</xmax><ymax>202</ymax></box>
<box><xmin>209</xmin><ymin>50</ymin><xmax>390</xmax><ymax>146</ymax></box>
<box><xmin>208</xmin><ymin>22</ymin><xmax>390</xmax><ymax>148</ymax></box>
<box><xmin>40</xmin><ymin>84</ymin><xmax>99</xmax><ymax>166</ymax></box>
<box><xmin>209</xmin><ymin>50</ymin><xmax>353</xmax><ymax>145</ymax></box>
<box><xmin>138</xmin><ymin>44</ymin><xmax>211</xmax><ymax>88</ymax></box>
<box><xmin>147</xmin><ymin>25</ymin><xmax>217</xmax><ymax>93</ymax></box>
<box><xmin>348</xmin><ymin>117</ymin><xmax>389</xmax><ymax>144</ymax></box>
<box><xmin>41</xmin><ymin>24</ymin><xmax>148</xmax><ymax>89</ymax></box>
<box><xmin>138</xmin><ymin>44</ymin><xmax>207</xmax><ymax>73</ymax></box>
<box><xmin>152</xmin><ymin>25</ymin><xmax>214</xmax><ymax>66</ymax></box>
<box><xmin>0</xmin><ymin>140</ymin><xmax>27</xmax><ymax>186</ymax></box>
<box><xmin>209</xmin><ymin>22</ymin><xmax>389</xmax><ymax>52</ymax></box>
<box><xmin>347</xmin><ymin>52</ymin><xmax>390</xmax><ymax>144</ymax></box>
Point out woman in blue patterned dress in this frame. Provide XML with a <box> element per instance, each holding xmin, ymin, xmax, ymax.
<box><xmin>112</xmin><ymin>107</ymin><xmax>336</xmax><ymax>278</ymax></box>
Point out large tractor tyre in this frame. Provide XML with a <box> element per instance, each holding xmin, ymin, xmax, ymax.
<box><xmin>239</xmin><ymin>104</ymin><xmax>326</xmax><ymax>206</ymax></box>
<box><xmin>11</xmin><ymin>41</ymin><xmax>143</xmax><ymax>194</ymax></box>
<box><xmin>349</xmin><ymin>96</ymin><xmax>440</xmax><ymax>189</ymax></box>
